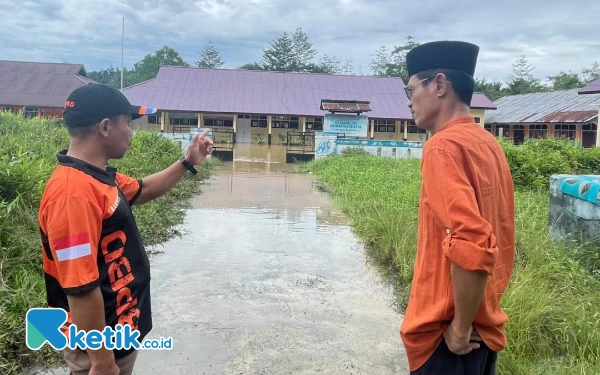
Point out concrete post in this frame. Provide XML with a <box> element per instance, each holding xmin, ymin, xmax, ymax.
<box><xmin>233</xmin><ymin>114</ymin><xmax>238</xmax><ymax>144</ymax></box>
<box><xmin>267</xmin><ymin>115</ymin><xmax>272</xmax><ymax>145</ymax></box>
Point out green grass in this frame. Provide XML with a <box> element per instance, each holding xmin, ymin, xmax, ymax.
<box><xmin>307</xmin><ymin>147</ymin><xmax>600</xmax><ymax>375</ymax></box>
<box><xmin>0</xmin><ymin>112</ymin><xmax>218</xmax><ymax>374</ymax></box>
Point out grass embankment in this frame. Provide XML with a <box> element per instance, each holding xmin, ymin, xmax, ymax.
<box><xmin>307</xmin><ymin>141</ymin><xmax>600</xmax><ymax>375</ymax></box>
<box><xmin>0</xmin><ymin>112</ymin><xmax>218</xmax><ymax>374</ymax></box>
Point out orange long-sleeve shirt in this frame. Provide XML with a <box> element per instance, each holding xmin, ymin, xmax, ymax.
<box><xmin>400</xmin><ymin>115</ymin><xmax>516</xmax><ymax>372</ymax></box>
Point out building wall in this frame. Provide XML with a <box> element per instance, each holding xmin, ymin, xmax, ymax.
<box><xmin>486</xmin><ymin>122</ymin><xmax>598</xmax><ymax>148</ymax></box>
<box><xmin>470</xmin><ymin>109</ymin><xmax>486</xmax><ymax>127</ymax></box>
<box><xmin>1</xmin><ymin>106</ymin><xmax>63</xmax><ymax>119</ymax></box>
<box><xmin>131</xmin><ymin>110</ymin><xmax>488</xmax><ymax>145</ymax></box>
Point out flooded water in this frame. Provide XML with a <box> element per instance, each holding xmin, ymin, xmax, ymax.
<box><xmin>29</xmin><ymin>144</ymin><xmax>408</xmax><ymax>375</ymax></box>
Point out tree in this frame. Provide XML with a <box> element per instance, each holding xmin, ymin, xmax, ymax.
<box><xmin>582</xmin><ymin>62</ymin><xmax>600</xmax><ymax>83</ymax></box>
<box><xmin>261</xmin><ymin>28</ymin><xmax>318</xmax><ymax>72</ymax></box>
<box><xmin>474</xmin><ymin>78</ymin><xmax>508</xmax><ymax>102</ymax></box>
<box><xmin>129</xmin><ymin>45</ymin><xmax>189</xmax><ymax>85</ymax></box>
<box><xmin>340</xmin><ymin>61</ymin><xmax>355</xmax><ymax>75</ymax></box>
<box><xmin>369</xmin><ymin>36</ymin><xmax>420</xmax><ymax>82</ymax></box>
<box><xmin>196</xmin><ymin>41</ymin><xmax>225</xmax><ymax>68</ymax></box>
<box><xmin>370</xmin><ymin>46</ymin><xmax>391</xmax><ymax>76</ymax></box>
<box><xmin>291</xmin><ymin>28</ymin><xmax>317</xmax><ymax>69</ymax></box>
<box><xmin>512</xmin><ymin>55</ymin><xmax>535</xmax><ymax>81</ymax></box>
<box><xmin>508</xmin><ymin>55</ymin><xmax>547</xmax><ymax>95</ymax></box>
<box><xmin>88</xmin><ymin>66</ymin><xmax>127</xmax><ymax>89</ymax></box>
<box><xmin>262</xmin><ymin>31</ymin><xmax>295</xmax><ymax>71</ymax></box>
<box><xmin>548</xmin><ymin>71</ymin><xmax>584</xmax><ymax>90</ymax></box>
<box><xmin>238</xmin><ymin>62</ymin><xmax>265</xmax><ymax>70</ymax></box>
<box><xmin>317</xmin><ymin>55</ymin><xmax>342</xmax><ymax>74</ymax></box>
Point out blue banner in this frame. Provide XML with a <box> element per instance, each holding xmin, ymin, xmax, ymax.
<box><xmin>337</xmin><ymin>138</ymin><xmax>424</xmax><ymax>148</ymax></box>
<box><xmin>323</xmin><ymin>114</ymin><xmax>369</xmax><ymax>137</ymax></box>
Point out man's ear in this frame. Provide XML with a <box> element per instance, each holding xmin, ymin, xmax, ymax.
<box><xmin>435</xmin><ymin>73</ymin><xmax>449</xmax><ymax>98</ymax></box>
<box><xmin>98</xmin><ymin>118</ymin><xmax>110</xmax><ymax>137</ymax></box>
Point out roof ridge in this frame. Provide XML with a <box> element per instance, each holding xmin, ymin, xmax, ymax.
<box><xmin>72</xmin><ymin>73</ymin><xmax>97</xmax><ymax>85</ymax></box>
<box><xmin>122</xmin><ymin>77</ymin><xmax>158</xmax><ymax>90</ymax></box>
<box><xmin>0</xmin><ymin>60</ymin><xmax>83</xmax><ymax>66</ymax></box>
<box><xmin>158</xmin><ymin>65</ymin><xmax>403</xmax><ymax>80</ymax></box>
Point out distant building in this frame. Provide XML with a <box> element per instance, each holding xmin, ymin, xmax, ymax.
<box><xmin>579</xmin><ymin>78</ymin><xmax>600</xmax><ymax>95</ymax></box>
<box><xmin>123</xmin><ymin>66</ymin><xmax>496</xmax><ymax>144</ymax></box>
<box><xmin>485</xmin><ymin>89</ymin><xmax>600</xmax><ymax>148</ymax></box>
<box><xmin>0</xmin><ymin>60</ymin><xmax>97</xmax><ymax>119</ymax></box>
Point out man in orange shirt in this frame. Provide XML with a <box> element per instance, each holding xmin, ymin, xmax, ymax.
<box><xmin>38</xmin><ymin>84</ymin><xmax>212</xmax><ymax>375</ymax></box>
<box><xmin>399</xmin><ymin>41</ymin><xmax>516</xmax><ymax>374</ymax></box>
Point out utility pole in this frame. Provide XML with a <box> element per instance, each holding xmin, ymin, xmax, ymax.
<box><xmin>121</xmin><ymin>17</ymin><xmax>124</xmax><ymax>91</ymax></box>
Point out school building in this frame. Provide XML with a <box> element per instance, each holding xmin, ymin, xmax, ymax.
<box><xmin>123</xmin><ymin>66</ymin><xmax>496</xmax><ymax>144</ymax></box>
<box><xmin>0</xmin><ymin>60</ymin><xmax>97</xmax><ymax>118</ymax></box>
<box><xmin>484</xmin><ymin>89</ymin><xmax>600</xmax><ymax>148</ymax></box>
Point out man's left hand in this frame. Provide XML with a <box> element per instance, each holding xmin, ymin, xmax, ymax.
<box><xmin>185</xmin><ymin>129</ymin><xmax>213</xmax><ymax>165</ymax></box>
<box><xmin>443</xmin><ymin>320</ymin><xmax>482</xmax><ymax>355</ymax></box>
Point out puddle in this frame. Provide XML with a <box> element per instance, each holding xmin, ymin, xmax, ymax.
<box><xmin>29</xmin><ymin>144</ymin><xmax>408</xmax><ymax>375</ymax></box>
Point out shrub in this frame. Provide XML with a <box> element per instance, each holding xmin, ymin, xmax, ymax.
<box><xmin>0</xmin><ymin>112</ymin><xmax>216</xmax><ymax>374</ymax></box>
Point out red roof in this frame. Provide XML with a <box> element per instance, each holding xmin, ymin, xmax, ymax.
<box><xmin>471</xmin><ymin>92</ymin><xmax>497</xmax><ymax>110</ymax></box>
<box><xmin>579</xmin><ymin>78</ymin><xmax>600</xmax><ymax>94</ymax></box>
<box><xmin>320</xmin><ymin>100</ymin><xmax>372</xmax><ymax>112</ymax></box>
<box><xmin>123</xmin><ymin>66</ymin><xmax>496</xmax><ymax>120</ymax></box>
<box><xmin>486</xmin><ymin>89</ymin><xmax>600</xmax><ymax>124</ymax></box>
<box><xmin>0</xmin><ymin>60</ymin><xmax>97</xmax><ymax>108</ymax></box>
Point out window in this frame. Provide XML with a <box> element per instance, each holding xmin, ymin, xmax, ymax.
<box><xmin>374</xmin><ymin>119</ymin><xmax>396</xmax><ymax>133</ymax></box>
<box><xmin>204</xmin><ymin>118</ymin><xmax>233</xmax><ymax>127</ymax></box>
<box><xmin>554</xmin><ymin>124</ymin><xmax>576</xmax><ymax>141</ymax></box>
<box><xmin>474</xmin><ymin>117</ymin><xmax>481</xmax><ymax>124</ymax></box>
<box><xmin>408</xmin><ymin>123</ymin><xmax>427</xmax><ymax>134</ymax></box>
<box><xmin>24</xmin><ymin>107</ymin><xmax>39</xmax><ymax>118</ymax></box>
<box><xmin>169</xmin><ymin>113</ymin><xmax>198</xmax><ymax>133</ymax></box>
<box><xmin>248</xmin><ymin>115</ymin><xmax>268</xmax><ymax>128</ymax></box>
<box><xmin>272</xmin><ymin>116</ymin><xmax>299</xmax><ymax>129</ymax></box>
<box><xmin>305</xmin><ymin>117</ymin><xmax>323</xmax><ymax>131</ymax></box>
<box><xmin>529</xmin><ymin>124</ymin><xmax>547</xmax><ymax>139</ymax></box>
<box><xmin>148</xmin><ymin>114</ymin><xmax>161</xmax><ymax>124</ymax></box>
<box><xmin>484</xmin><ymin>124</ymin><xmax>492</xmax><ymax>133</ymax></box>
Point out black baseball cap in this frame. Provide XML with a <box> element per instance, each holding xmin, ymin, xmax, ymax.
<box><xmin>62</xmin><ymin>83</ymin><xmax>157</xmax><ymax>128</ymax></box>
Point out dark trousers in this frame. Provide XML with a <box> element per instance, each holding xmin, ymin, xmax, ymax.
<box><xmin>411</xmin><ymin>339</ymin><xmax>497</xmax><ymax>375</ymax></box>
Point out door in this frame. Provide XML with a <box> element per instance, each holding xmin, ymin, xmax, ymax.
<box><xmin>513</xmin><ymin>125</ymin><xmax>525</xmax><ymax>145</ymax></box>
<box><xmin>236</xmin><ymin>118</ymin><xmax>251</xmax><ymax>143</ymax></box>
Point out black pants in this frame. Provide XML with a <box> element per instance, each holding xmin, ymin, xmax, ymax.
<box><xmin>411</xmin><ymin>339</ymin><xmax>497</xmax><ymax>375</ymax></box>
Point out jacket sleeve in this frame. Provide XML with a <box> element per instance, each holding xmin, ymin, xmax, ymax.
<box><xmin>115</xmin><ymin>173</ymin><xmax>143</xmax><ymax>205</ymax></box>
<box><xmin>41</xmin><ymin>196</ymin><xmax>103</xmax><ymax>294</ymax></box>
<box><xmin>421</xmin><ymin>147</ymin><xmax>498</xmax><ymax>275</ymax></box>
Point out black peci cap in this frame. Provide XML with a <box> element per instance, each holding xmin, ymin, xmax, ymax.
<box><xmin>62</xmin><ymin>83</ymin><xmax>157</xmax><ymax>128</ymax></box>
<box><xmin>406</xmin><ymin>41</ymin><xmax>480</xmax><ymax>78</ymax></box>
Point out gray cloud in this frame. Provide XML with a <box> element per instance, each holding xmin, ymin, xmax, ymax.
<box><xmin>1</xmin><ymin>0</ymin><xmax>599</xmax><ymax>86</ymax></box>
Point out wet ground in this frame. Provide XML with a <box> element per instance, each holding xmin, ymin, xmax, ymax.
<box><xmin>29</xmin><ymin>144</ymin><xmax>408</xmax><ymax>375</ymax></box>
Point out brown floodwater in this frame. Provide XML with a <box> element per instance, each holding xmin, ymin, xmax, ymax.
<box><xmin>29</xmin><ymin>144</ymin><xmax>409</xmax><ymax>375</ymax></box>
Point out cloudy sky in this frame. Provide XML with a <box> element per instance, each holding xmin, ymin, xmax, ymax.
<box><xmin>2</xmin><ymin>0</ymin><xmax>599</xmax><ymax>84</ymax></box>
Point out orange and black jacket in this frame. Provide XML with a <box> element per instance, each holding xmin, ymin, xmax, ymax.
<box><xmin>39</xmin><ymin>150</ymin><xmax>152</xmax><ymax>359</ymax></box>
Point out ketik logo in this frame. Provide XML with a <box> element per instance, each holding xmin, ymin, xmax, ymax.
<box><xmin>26</xmin><ymin>308</ymin><xmax>69</xmax><ymax>350</ymax></box>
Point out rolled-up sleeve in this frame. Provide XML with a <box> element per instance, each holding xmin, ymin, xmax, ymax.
<box><xmin>422</xmin><ymin>147</ymin><xmax>498</xmax><ymax>275</ymax></box>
